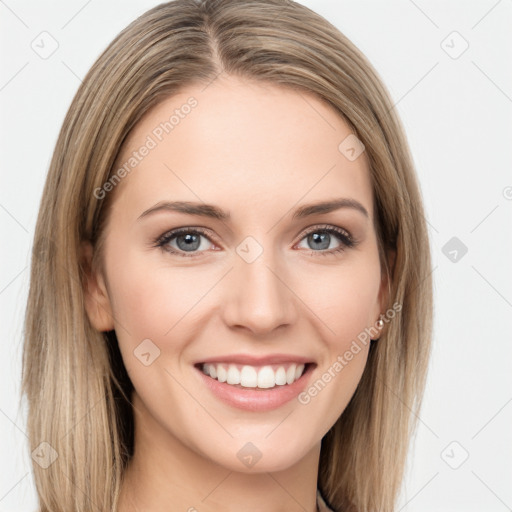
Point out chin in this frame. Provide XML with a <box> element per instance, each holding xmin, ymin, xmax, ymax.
<box><xmin>201</xmin><ymin>436</ymin><xmax>315</xmax><ymax>474</ymax></box>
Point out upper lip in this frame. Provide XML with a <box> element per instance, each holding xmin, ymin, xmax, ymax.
<box><xmin>196</xmin><ymin>353</ymin><xmax>315</xmax><ymax>366</ymax></box>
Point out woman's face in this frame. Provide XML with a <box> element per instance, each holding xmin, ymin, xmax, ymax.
<box><xmin>84</xmin><ymin>75</ymin><xmax>388</xmax><ymax>473</ymax></box>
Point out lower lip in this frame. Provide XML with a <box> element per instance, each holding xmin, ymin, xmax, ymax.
<box><xmin>195</xmin><ymin>364</ymin><xmax>315</xmax><ymax>412</ymax></box>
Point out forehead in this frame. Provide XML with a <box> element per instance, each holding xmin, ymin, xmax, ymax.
<box><xmin>111</xmin><ymin>76</ymin><xmax>373</xmax><ymax>223</ymax></box>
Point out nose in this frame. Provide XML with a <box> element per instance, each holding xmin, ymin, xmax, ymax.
<box><xmin>221</xmin><ymin>245</ymin><xmax>298</xmax><ymax>336</ymax></box>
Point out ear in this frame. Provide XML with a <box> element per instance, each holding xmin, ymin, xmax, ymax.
<box><xmin>80</xmin><ymin>241</ymin><xmax>115</xmax><ymax>332</ymax></box>
<box><xmin>373</xmin><ymin>248</ymin><xmax>396</xmax><ymax>325</ymax></box>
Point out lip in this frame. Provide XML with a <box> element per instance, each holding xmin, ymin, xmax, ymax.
<box><xmin>194</xmin><ymin>361</ymin><xmax>316</xmax><ymax>412</ymax></box>
<box><xmin>196</xmin><ymin>353</ymin><xmax>314</xmax><ymax>366</ymax></box>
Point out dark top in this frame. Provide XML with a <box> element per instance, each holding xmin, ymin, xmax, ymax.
<box><xmin>317</xmin><ymin>489</ymin><xmax>336</xmax><ymax>512</ymax></box>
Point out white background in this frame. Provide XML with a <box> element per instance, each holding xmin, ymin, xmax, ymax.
<box><xmin>1</xmin><ymin>1</ymin><xmax>511</xmax><ymax>510</ymax></box>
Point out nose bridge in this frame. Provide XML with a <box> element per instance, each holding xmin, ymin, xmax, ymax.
<box><xmin>223</xmin><ymin>234</ymin><xmax>296</xmax><ymax>333</ymax></box>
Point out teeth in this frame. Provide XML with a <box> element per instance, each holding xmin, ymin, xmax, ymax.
<box><xmin>258</xmin><ymin>366</ymin><xmax>275</xmax><ymax>388</ymax></box>
<box><xmin>240</xmin><ymin>366</ymin><xmax>258</xmax><ymax>387</ymax></box>
<box><xmin>201</xmin><ymin>363</ymin><xmax>306</xmax><ymax>389</ymax></box>
<box><xmin>286</xmin><ymin>365</ymin><xmax>295</xmax><ymax>384</ymax></box>
<box><xmin>217</xmin><ymin>365</ymin><xmax>227</xmax><ymax>383</ymax></box>
<box><xmin>275</xmin><ymin>366</ymin><xmax>287</xmax><ymax>386</ymax></box>
<box><xmin>226</xmin><ymin>365</ymin><xmax>240</xmax><ymax>385</ymax></box>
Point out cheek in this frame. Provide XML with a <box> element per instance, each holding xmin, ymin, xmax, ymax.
<box><xmin>293</xmin><ymin>262</ymin><xmax>379</xmax><ymax>424</ymax></box>
<box><xmin>302</xmin><ymin>256</ymin><xmax>381</xmax><ymax>345</ymax></box>
<box><xmin>105</xmin><ymin>251</ymin><xmax>224</xmax><ymax>386</ymax></box>
<box><xmin>109</xmin><ymin>246</ymin><xmax>381</xmax><ymax>351</ymax></box>
<box><xmin>107</xmin><ymin>251</ymin><xmax>205</xmax><ymax>339</ymax></box>
<box><xmin>106</xmin><ymin>256</ymin><xmax>201</xmax><ymax>395</ymax></box>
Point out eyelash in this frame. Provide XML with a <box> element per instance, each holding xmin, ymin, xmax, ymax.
<box><xmin>152</xmin><ymin>224</ymin><xmax>357</xmax><ymax>259</ymax></box>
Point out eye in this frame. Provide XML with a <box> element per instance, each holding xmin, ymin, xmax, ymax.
<box><xmin>295</xmin><ymin>224</ymin><xmax>356</xmax><ymax>256</ymax></box>
<box><xmin>153</xmin><ymin>227</ymin><xmax>216</xmax><ymax>258</ymax></box>
<box><xmin>152</xmin><ymin>224</ymin><xmax>357</xmax><ymax>258</ymax></box>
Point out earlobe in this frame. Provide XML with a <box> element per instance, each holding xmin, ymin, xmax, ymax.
<box><xmin>80</xmin><ymin>241</ymin><xmax>115</xmax><ymax>332</ymax></box>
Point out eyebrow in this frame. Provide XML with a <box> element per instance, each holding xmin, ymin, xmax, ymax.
<box><xmin>137</xmin><ymin>198</ymin><xmax>369</xmax><ymax>221</ymax></box>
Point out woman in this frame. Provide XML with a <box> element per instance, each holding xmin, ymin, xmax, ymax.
<box><xmin>22</xmin><ymin>1</ymin><xmax>433</xmax><ymax>511</ymax></box>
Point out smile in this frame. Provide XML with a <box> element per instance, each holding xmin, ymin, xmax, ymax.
<box><xmin>194</xmin><ymin>360</ymin><xmax>316</xmax><ymax>412</ymax></box>
<box><xmin>201</xmin><ymin>362</ymin><xmax>306</xmax><ymax>389</ymax></box>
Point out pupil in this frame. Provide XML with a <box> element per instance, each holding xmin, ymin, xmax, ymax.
<box><xmin>311</xmin><ymin>232</ymin><xmax>329</xmax><ymax>250</ymax></box>
<box><xmin>178</xmin><ymin>233</ymin><xmax>200</xmax><ymax>251</ymax></box>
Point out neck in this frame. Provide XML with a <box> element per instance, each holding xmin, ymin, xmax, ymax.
<box><xmin>117</xmin><ymin>392</ymin><xmax>321</xmax><ymax>512</ymax></box>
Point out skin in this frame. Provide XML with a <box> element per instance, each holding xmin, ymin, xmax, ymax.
<box><xmin>83</xmin><ymin>75</ymin><xmax>390</xmax><ymax>512</ymax></box>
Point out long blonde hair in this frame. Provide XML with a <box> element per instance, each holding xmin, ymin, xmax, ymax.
<box><xmin>22</xmin><ymin>1</ymin><xmax>433</xmax><ymax>510</ymax></box>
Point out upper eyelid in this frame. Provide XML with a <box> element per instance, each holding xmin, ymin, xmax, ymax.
<box><xmin>303</xmin><ymin>224</ymin><xmax>351</xmax><ymax>237</ymax></box>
